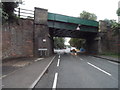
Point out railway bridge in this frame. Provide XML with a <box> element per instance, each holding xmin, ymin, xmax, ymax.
<box><xmin>34</xmin><ymin>7</ymin><xmax>99</xmax><ymax>57</ymax></box>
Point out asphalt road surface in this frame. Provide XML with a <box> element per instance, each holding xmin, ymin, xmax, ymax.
<box><xmin>34</xmin><ymin>53</ymin><xmax>119</xmax><ymax>89</ymax></box>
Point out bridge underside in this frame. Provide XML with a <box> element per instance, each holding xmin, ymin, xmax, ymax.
<box><xmin>49</xmin><ymin>28</ymin><xmax>97</xmax><ymax>39</ymax></box>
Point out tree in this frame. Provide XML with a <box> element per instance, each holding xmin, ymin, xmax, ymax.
<box><xmin>69</xmin><ymin>38</ymin><xmax>85</xmax><ymax>49</ymax></box>
<box><xmin>54</xmin><ymin>37</ymin><xmax>65</xmax><ymax>49</ymax></box>
<box><xmin>103</xmin><ymin>19</ymin><xmax>120</xmax><ymax>36</ymax></box>
<box><xmin>2</xmin><ymin>1</ymin><xmax>21</xmax><ymax>21</ymax></box>
<box><xmin>103</xmin><ymin>19</ymin><xmax>116</xmax><ymax>28</ymax></box>
<box><xmin>111</xmin><ymin>22</ymin><xmax>120</xmax><ymax>36</ymax></box>
<box><xmin>80</xmin><ymin>11</ymin><xmax>97</xmax><ymax>21</ymax></box>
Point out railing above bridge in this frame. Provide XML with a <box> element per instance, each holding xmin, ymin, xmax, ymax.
<box><xmin>15</xmin><ymin>8</ymin><xmax>34</xmax><ymax>19</ymax></box>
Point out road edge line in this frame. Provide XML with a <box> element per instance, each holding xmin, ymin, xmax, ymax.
<box><xmin>30</xmin><ymin>55</ymin><xmax>56</xmax><ymax>89</ymax></box>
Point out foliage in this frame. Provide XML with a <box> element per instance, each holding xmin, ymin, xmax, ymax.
<box><xmin>80</xmin><ymin>11</ymin><xmax>97</xmax><ymax>21</ymax></box>
<box><xmin>103</xmin><ymin>19</ymin><xmax>116</xmax><ymax>28</ymax></box>
<box><xmin>103</xmin><ymin>19</ymin><xmax>120</xmax><ymax>36</ymax></box>
<box><xmin>111</xmin><ymin>22</ymin><xmax>120</xmax><ymax>36</ymax></box>
<box><xmin>101</xmin><ymin>52</ymin><xmax>120</xmax><ymax>58</ymax></box>
<box><xmin>54</xmin><ymin>37</ymin><xmax>65</xmax><ymax>49</ymax></box>
<box><xmin>2</xmin><ymin>1</ymin><xmax>21</xmax><ymax>22</ymax></box>
<box><xmin>117</xmin><ymin>8</ymin><xmax>120</xmax><ymax>16</ymax></box>
<box><xmin>69</xmin><ymin>38</ymin><xmax>85</xmax><ymax>49</ymax></box>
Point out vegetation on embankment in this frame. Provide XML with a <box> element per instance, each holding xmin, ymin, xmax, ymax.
<box><xmin>100</xmin><ymin>52</ymin><xmax>120</xmax><ymax>58</ymax></box>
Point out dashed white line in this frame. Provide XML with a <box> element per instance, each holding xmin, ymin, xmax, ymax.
<box><xmin>57</xmin><ymin>59</ymin><xmax>60</xmax><ymax>67</ymax></box>
<box><xmin>80</xmin><ymin>58</ymin><xmax>83</xmax><ymax>61</ymax></box>
<box><xmin>108</xmin><ymin>61</ymin><xmax>118</xmax><ymax>65</ymax></box>
<box><xmin>52</xmin><ymin>73</ymin><xmax>58</xmax><ymax>90</ymax></box>
<box><xmin>58</xmin><ymin>55</ymin><xmax>60</xmax><ymax>59</ymax></box>
<box><xmin>87</xmin><ymin>62</ymin><xmax>112</xmax><ymax>76</ymax></box>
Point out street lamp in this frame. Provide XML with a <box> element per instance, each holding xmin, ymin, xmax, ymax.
<box><xmin>76</xmin><ymin>24</ymin><xmax>81</xmax><ymax>30</ymax></box>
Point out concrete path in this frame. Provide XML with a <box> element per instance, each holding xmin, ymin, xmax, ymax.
<box><xmin>2</xmin><ymin>55</ymin><xmax>56</xmax><ymax>88</ymax></box>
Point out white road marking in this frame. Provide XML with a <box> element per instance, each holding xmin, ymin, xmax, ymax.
<box><xmin>87</xmin><ymin>62</ymin><xmax>112</xmax><ymax>76</ymax></box>
<box><xmin>35</xmin><ymin>58</ymin><xmax>44</xmax><ymax>62</ymax></box>
<box><xmin>57</xmin><ymin>59</ymin><xmax>60</xmax><ymax>67</ymax></box>
<box><xmin>0</xmin><ymin>85</ymin><xmax>4</xmax><ymax>88</ymax></box>
<box><xmin>2</xmin><ymin>85</ymin><xmax>4</xmax><ymax>87</ymax></box>
<box><xmin>108</xmin><ymin>61</ymin><xmax>118</xmax><ymax>65</ymax></box>
<box><xmin>80</xmin><ymin>58</ymin><xmax>83</xmax><ymax>61</ymax></box>
<box><xmin>58</xmin><ymin>55</ymin><xmax>60</xmax><ymax>59</ymax></box>
<box><xmin>30</xmin><ymin>56</ymin><xmax>56</xmax><ymax>88</ymax></box>
<box><xmin>52</xmin><ymin>73</ymin><xmax>58</xmax><ymax>90</ymax></box>
<box><xmin>0</xmin><ymin>75</ymin><xmax>7</xmax><ymax>79</ymax></box>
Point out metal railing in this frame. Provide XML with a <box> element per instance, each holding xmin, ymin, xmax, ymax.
<box><xmin>15</xmin><ymin>8</ymin><xmax>34</xmax><ymax>19</ymax></box>
<box><xmin>1</xmin><ymin>8</ymin><xmax>9</xmax><ymax>20</ymax></box>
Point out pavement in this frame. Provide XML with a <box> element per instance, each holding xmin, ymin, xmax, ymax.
<box><xmin>2</xmin><ymin>57</ymin><xmax>37</xmax><ymax>76</ymax></box>
<box><xmin>2</xmin><ymin>55</ymin><xmax>56</xmax><ymax>88</ymax></box>
<box><xmin>92</xmin><ymin>55</ymin><xmax>120</xmax><ymax>63</ymax></box>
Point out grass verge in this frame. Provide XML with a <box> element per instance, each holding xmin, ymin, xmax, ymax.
<box><xmin>100</xmin><ymin>52</ymin><xmax>120</xmax><ymax>58</ymax></box>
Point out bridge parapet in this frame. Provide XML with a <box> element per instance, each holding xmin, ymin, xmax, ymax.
<box><xmin>48</xmin><ymin>12</ymin><xmax>99</xmax><ymax>27</ymax></box>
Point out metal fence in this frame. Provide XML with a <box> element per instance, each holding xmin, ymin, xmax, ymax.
<box><xmin>1</xmin><ymin>8</ymin><xmax>9</xmax><ymax>20</ymax></box>
<box><xmin>15</xmin><ymin>8</ymin><xmax>34</xmax><ymax>19</ymax></box>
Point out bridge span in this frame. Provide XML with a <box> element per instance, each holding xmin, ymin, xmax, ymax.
<box><xmin>34</xmin><ymin>7</ymin><xmax>99</xmax><ymax>57</ymax></box>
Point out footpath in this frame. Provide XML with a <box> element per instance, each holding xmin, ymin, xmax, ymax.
<box><xmin>2</xmin><ymin>55</ymin><xmax>56</xmax><ymax>88</ymax></box>
<box><xmin>92</xmin><ymin>55</ymin><xmax>120</xmax><ymax>63</ymax></box>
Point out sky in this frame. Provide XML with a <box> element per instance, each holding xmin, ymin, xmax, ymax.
<box><xmin>19</xmin><ymin>0</ymin><xmax>119</xmax><ymax>21</ymax></box>
<box><xmin>19</xmin><ymin>0</ymin><xmax>119</xmax><ymax>45</ymax></box>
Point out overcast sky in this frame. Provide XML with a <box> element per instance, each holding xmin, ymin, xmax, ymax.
<box><xmin>19</xmin><ymin>0</ymin><xmax>119</xmax><ymax>21</ymax></box>
<box><xmin>19</xmin><ymin>0</ymin><xmax>119</xmax><ymax>45</ymax></box>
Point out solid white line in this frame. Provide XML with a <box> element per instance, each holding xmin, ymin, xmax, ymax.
<box><xmin>29</xmin><ymin>56</ymin><xmax>56</xmax><ymax>88</ymax></box>
<box><xmin>52</xmin><ymin>73</ymin><xmax>58</xmax><ymax>89</ymax></box>
<box><xmin>87</xmin><ymin>62</ymin><xmax>112</xmax><ymax>76</ymax></box>
<box><xmin>108</xmin><ymin>61</ymin><xmax>118</xmax><ymax>65</ymax></box>
<box><xmin>57</xmin><ymin>59</ymin><xmax>60</xmax><ymax>67</ymax></box>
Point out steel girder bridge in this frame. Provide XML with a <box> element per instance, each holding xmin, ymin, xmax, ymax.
<box><xmin>47</xmin><ymin>12</ymin><xmax>99</xmax><ymax>38</ymax></box>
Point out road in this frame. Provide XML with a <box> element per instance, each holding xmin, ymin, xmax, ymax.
<box><xmin>34</xmin><ymin>53</ymin><xmax>119</xmax><ymax>89</ymax></box>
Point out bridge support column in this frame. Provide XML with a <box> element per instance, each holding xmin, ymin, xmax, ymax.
<box><xmin>85</xmin><ymin>36</ymin><xmax>99</xmax><ymax>54</ymax></box>
<box><xmin>34</xmin><ymin>7</ymin><xmax>54</xmax><ymax>57</ymax></box>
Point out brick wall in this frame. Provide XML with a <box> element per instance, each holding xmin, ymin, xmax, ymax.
<box><xmin>2</xmin><ymin>19</ymin><xmax>34</xmax><ymax>59</ymax></box>
<box><xmin>99</xmin><ymin>21</ymin><xmax>119</xmax><ymax>54</ymax></box>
